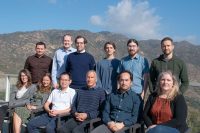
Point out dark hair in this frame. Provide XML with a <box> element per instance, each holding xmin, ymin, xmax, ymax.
<box><xmin>59</xmin><ymin>72</ymin><xmax>72</xmax><ymax>80</ymax></box>
<box><xmin>127</xmin><ymin>39</ymin><xmax>139</xmax><ymax>46</ymax></box>
<box><xmin>16</xmin><ymin>69</ymin><xmax>32</xmax><ymax>88</ymax></box>
<box><xmin>75</xmin><ymin>35</ymin><xmax>87</xmax><ymax>44</ymax></box>
<box><xmin>161</xmin><ymin>37</ymin><xmax>173</xmax><ymax>45</ymax></box>
<box><xmin>35</xmin><ymin>42</ymin><xmax>46</xmax><ymax>48</ymax></box>
<box><xmin>38</xmin><ymin>73</ymin><xmax>52</xmax><ymax>93</ymax></box>
<box><xmin>63</xmin><ymin>33</ymin><xmax>73</xmax><ymax>42</ymax></box>
<box><xmin>104</xmin><ymin>41</ymin><xmax>116</xmax><ymax>50</ymax></box>
<box><xmin>117</xmin><ymin>70</ymin><xmax>133</xmax><ymax>81</ymax></box>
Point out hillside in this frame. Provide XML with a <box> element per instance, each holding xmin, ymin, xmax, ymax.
<box><xmin>0</xmin><ymin>29</ymin><xmax>200</xmax><ymax>132</ymax></box>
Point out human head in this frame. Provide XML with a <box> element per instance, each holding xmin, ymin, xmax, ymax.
<box><xmin>59</xmin><ymin>72</ymin><xmax>72</xmax><ymax>90</ymax></box>
<box><xmin>38</xmin><ymin>73</ymin><xmax>52</xmax><ymax>93</ymax></box>
<box><xmin>63</xmin><ymin>34</ymin><xmax>73</xmax><ymax>50</ymax></box>
<box><xmin>127</xmin><ymin>39</ymin><xmax>139</xmax><ymax>57</ymax></box>
<box><xmin>104</xmin><ymin>41</ymin><xmax>116</xmax><ymax>57</ymax></box>
<box><xmin>117</xmin><ymin>70</ymin><xmax>133</xmax><ymax>92</ymax></box>
<box><xmin>35</xmin><ymin>42</ymin><xmax>46</xmax><ymax>56</ymax></box>
<box><xmin>86</xmin><ymin>70</ymin><xmax>97</xmax><ymax>88</ymax></box>
<box><xmin>161</xmin><ymin>37</ymin><xmax>174</xmax><ymax>56</ymax></box>
<box><xmin>75</xmin><ymin>35</ymin><xmax>87</xmax><ymax>52</ymax></box>
<box><xmin>156</xmin><ymin>71</ymin><xmax>179</xmax><ymax>100</ymax></box>
<box><xmin>17</xmin><ymin>69</ymin><xmax>32</xmax><ymax>88</ymax></box>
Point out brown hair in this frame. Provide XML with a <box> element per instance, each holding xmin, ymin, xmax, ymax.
<box><xmin>38</xmin><ymin>73</ymin><xmax>52</xmax><ymax>93</ymax></box>
<box><xmin>156</xmin><ymin>71</ymin><xmax>180</xmax><ymax>100</ymax></box>
<box><xmin>16</xmin><ymin>69</ymin><xmax>32</xmax><ymax>89</ymax></box>
<box><xmin>75</xmin><ymin>35</ymin><xmax>87</xmax><ymax>44</ymax></box>
<box><xmin>104</xmin><ymin>41</ymin><xmax>116</xmax><ymax>50</ymax></box>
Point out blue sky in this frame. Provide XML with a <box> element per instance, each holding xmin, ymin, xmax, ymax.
<box><xmin>0</xmin><ymin>0</ymin><xmax>200</xmax><ymax>45</ymax></box>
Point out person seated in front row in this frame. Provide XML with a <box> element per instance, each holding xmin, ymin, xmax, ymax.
<box><xmin>60</xmin><ymin>70</ymin><xmax>105</xmax><ymax>133</ymax></box>
<box><xmin>91</xmin><ymin>70</ymin><xmax>141</xmax><ymax>133</ymax></box>
<box><xmin>0</xmin><ymin>69</ymin><xmax>37</xmax><ymax>133</ymax></box>
<box><xmin>143</xmin><ymin>71</ymin><xmax>188</xmax><ymax>133</ymax></box>
<box><xmin>13</xmin><ymin>73</ymin><xmax>52</xmax><ymax>133</ymax></box>
<box><xmin>27</xmin><ymin>72</ymin><xmax>76</xmax><ymax>133</ymax></box>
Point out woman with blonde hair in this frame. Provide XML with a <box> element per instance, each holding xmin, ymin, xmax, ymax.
<box><xmin>143</xmin><ymin>71</ymin><xmax>188</xmax><ymax>133</ymax></box>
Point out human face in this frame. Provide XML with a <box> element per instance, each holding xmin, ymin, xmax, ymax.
<box><xmin>42</xmin><ymin>76</ymin><xmax>51</xmax><ymax>87</ymax></box>
<box><xmin>105</xmin><ymin>44</ymin><xmax>115</xmax><ymax>56</ymax></box>
<box><xmin>86</xmin><ymin>72</ymin><xmax>97</xmax><ymax>88</ymax></box>
<box><xmin>20</xmin><ymin>72</ymin><xmax>28</xmax><ymax>84</ymax></box>
<box><xmin>161</xmin><ymin>40</ymin><xmax>174</xmax><ymax>56</ymax></box>
<box><xmin>63</xmin><ymin>35</ymin><xmax>73</xmax><ymax>49</ymax></box>
<box><xmin>127</xmin><ymin>42</ymin><xmax>139</xmax><ymax>57</ymax></box>
<box><xmin>35</xmin><ymin>45</ymin><xmax>45</xmax><ymax>56</ymax></box>
<box><xmin>60</xmin><ymin>75</ymin><xmax>71</xmax><ymax>89</ymax></box>
<box><xmin>76</xmin><ymin>38</ymin><xmax>85</xmax><ymax>52</ymax></box>
<box><xmin>119</xmin><ymin>72</ymin><xmax>132</xmax><ymax>92</ymax></box>
<box><xmin>160</xmin><ymin>73</ymin><xmax>173</xmax><ymax>93</ymax></box>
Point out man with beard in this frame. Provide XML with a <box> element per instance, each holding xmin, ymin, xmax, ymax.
<box><xmin>149</xmin><ymin>37</ymin><xmax>189</xmax><ymax>94</ymax></box>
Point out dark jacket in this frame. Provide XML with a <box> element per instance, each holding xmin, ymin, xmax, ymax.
<box><xmin>149</xmin><ymin>55</ymin><xmax>189</xmax><ymax>93</ymax></box>
<box><xmin>143</xmin><ymin>93</ymin><xmax>188</xmax><ymax>133</ymax></box>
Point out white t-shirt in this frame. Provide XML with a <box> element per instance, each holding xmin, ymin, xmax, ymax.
<box><xmin>16</xmin><ymin>86</ymin><xmax>28</xmax><ymax>99</ymax></box>
<box><xmin>47</xmin><ymin>87</ymin><xmax>76</xmax><ymax>110</ymax></box>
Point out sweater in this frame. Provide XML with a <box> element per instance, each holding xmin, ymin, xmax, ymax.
<box><xmin>96</xmin><ymin>58</ymin><xmax>120</xmax><ymax>94</ymax></box>
<box><xmin>66</xmin><ymin>52</ymin><xmax>96</xmax><ymax>89</ymax></box>
<box><xmin>149</xmin><ymin>55</ymin><xmax>189</xmax><ymax>93</ymax></box>
<box><xmin>143</xmin><ymin>93</ymin><xmax>188</xmax><ymax>133</ymax></box>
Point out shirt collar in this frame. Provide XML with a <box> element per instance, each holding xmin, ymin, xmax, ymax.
<box><xmin>117</xmin><ymin>88</ymin><xmax>131</xmax><ymax>96</ymax></box>
<box><xmin>34</xmin><ymin>54</ymin><xmax>45</xmax><ymax>58</ymax></box>
<box><xmin>128</xmin><ymin>54</ymin><xmax>139</xmax><ymax>60</ymax></box>
<box><xmin>77</xmin><ymin>50</ymin><xmax>86</xmax><ymax>53</ymax></box>
<box><xmin>62</xmin><ymin>47</ymin><xmax>74</xmax><ymax>52</ymax></box>
<box><xmin>59</xmin><ymin>87</ymin><xmax>71</xmax><ymax>93</ymax></box>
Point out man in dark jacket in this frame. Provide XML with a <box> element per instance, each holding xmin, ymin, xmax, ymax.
<box><xmin>149</xmin><ymin>37</ymin><xmax>189</xmax><ymax>93</ymax></box>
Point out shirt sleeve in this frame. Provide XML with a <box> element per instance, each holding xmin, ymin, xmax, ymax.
<box><xmin>51</xmin><ymin>52</ymin><xmax>58</xmax><ymax>84</ymax></box>
<box><xmin>102</xmin><ymin>95</ymin><xmax>112</xmax><ymax>124</ymax></box>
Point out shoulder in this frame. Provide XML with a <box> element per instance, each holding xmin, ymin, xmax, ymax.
<box><xmin>44</xmin><ymin>55</ymin><xmax>52</xmax><ymax>60</ymax></box>
<box><xmin>68</xmin><ymin>87</ymin><xmax>76</xmax><ymax>95</ymax></box>
<box><xmin>26</xmin><ymin>55</ymin><xmax>35</xmax><ymax>60</ymax></box>
<box><xmin>173</xmin><ymin>94</ymin><xmax>185</xmax><ymax>102</ymax></box>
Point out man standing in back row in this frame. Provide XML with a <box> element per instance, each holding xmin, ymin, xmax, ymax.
<box><xmin>149</xmin><ymin>37</ymin><xmax>189</xmax><ymax>93</ymax></box>
<box><xmin>24</xmin><ymin>42</ymin><xmax>52</xmax><ymax>84</ymax></box>
<box><xmin>52</xmin><ymin>34</ymin><xmax>76</xmax><ymax>89</ymax></box>
<box><xmin>66</xmin><ymin>35</ymin><xmax>96</xmax><ymax>89</ymax></box>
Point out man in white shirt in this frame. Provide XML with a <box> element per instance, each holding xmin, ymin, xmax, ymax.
<box><xmin>27</xmin><ymin>72</ymin><xmax>76</xmax><ymax>133</ymax></box>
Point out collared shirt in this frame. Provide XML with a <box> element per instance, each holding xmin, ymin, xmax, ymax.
<box><xmin>47</xmin><ymin>87</ymin><xmax>76</xmax><ymax>110</ymax></box>
<box><xmin>51</xmin><ymin>47</ymin><xmax>76</xmax><ymax>84</ymax></box>
<box><xmin>102</xmin><ymin>89</ymin><xmax>141</xmax><ymax>126</ymax></box>
<box><xmin>71</xmin><ymin>86</ymin><xmax>105</xmax><ymax>119</ymax></box>
<box><xmin>118</xmin><ymin>54</ymin><xmax>149</xmax><ymax>94</ymax></box>
<box><xmin>24</xmin><ymin>54</ymin><xmax>52</xmax><ymax>83</ymax></box>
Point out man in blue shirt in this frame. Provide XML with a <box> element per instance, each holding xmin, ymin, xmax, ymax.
<box><xmin>60</xmin><ymin>70</ymin><xmax>105</xmax><ymax>133</ymax></box>
<box><xmin>51</xmin><ymin>34</ymin><xmax>76</xmax><ymax>89</ymax></box>
<box><xmin>91</xmin><ymin>70</ymin><xmax>141</xmax><ymax>133</ymax></box>
<box><xmin>66</xmin><ymin>35</ymin><xmax>96</xmax><ymax>89</ymax></box>
<box><xmin>118</xmin><ymin>39</ymin><xmax>149</xmax><ymax>99</ymax></box>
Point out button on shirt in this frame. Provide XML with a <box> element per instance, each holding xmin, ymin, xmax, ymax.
<box><xmin>51</xmin><ymin>47</ymin><xmax>76</xmax><ymax>84</ymax></box>
<box><xmin>118</xmin><ymin>54</ymin><xmax>149</xmax><ymax>94</ymax></box>
<box><xmin>102</xmin><ymin>89</ymin><xmax>141</xmax><ymax>126</ymax></box>
<box><xmin>47</xmin><ymin>87</ymin><xmax>76</xmax><ymax>110</ymax></box>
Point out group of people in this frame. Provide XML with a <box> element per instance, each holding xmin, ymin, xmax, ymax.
<box><xmin>0</xmin><ymin>34</ymin><xmax>189</xmax><ymax>133</ymax></box>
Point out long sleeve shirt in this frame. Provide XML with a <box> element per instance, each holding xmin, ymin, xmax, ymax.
<box><xmin>143</xmin><ymin>93</ymin><xmax>188</xmax><ymax>133</ymax></box>
<box><xmin>71</xmin><ymin>86</ymin><xmax>105</xmax><ymax>119</ymax></box>
<box><xmin>102</xmin><ymin>89</ymin><xmax>141</xmax><ymax>127</ymax></box>
<box><xmin>51</xmin><ymin>47</ymin><xmax>76</xmax><ymax>84</ymax></box>
<box><xmin>149</xmin><ymin>55</ymin><xmax>189</xmax><ymax>93</ymax></box>
<box><xmin>24</xmin><ymin>54</ymin><xmax>52</xmax><ymax>83</ymax></box>
<box><xmin>66</xmin><ymin>52</ymin><xmax>96</xmax><ymax>89</ymax></box>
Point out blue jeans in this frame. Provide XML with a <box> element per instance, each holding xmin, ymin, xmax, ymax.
<box><xmin>27</xmin><ymin>113</ymin><xmax>57</xmax><ymax>133</ymax></box>
<box><xmin>147</xmin><ymin>125</ymin><xmax>180</xmax><ymax>133</ymax></box>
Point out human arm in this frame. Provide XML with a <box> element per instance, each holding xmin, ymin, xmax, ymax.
<box><xmin>24</xmin><ymin>57</ymin><xmax>29</xmax><ymax>70</ymax></box>
<box><xmin>149</xmin><ymin>61</ymin><xmax>157</xmax><ymax>93</ymax></box>
<box><xmin>179</xmin><ymin>62</ymin><xmax>189</xmax><ymax>93</ymax></box>
<box><xmin>143</xmin><ymin>94</ymin><xmax>154</xmax><ymax>127</ymax></box>
<box><xmin>51</xmin><ymin>53</ymin><xmax>59</xmax><ymax>88</ymax></box>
